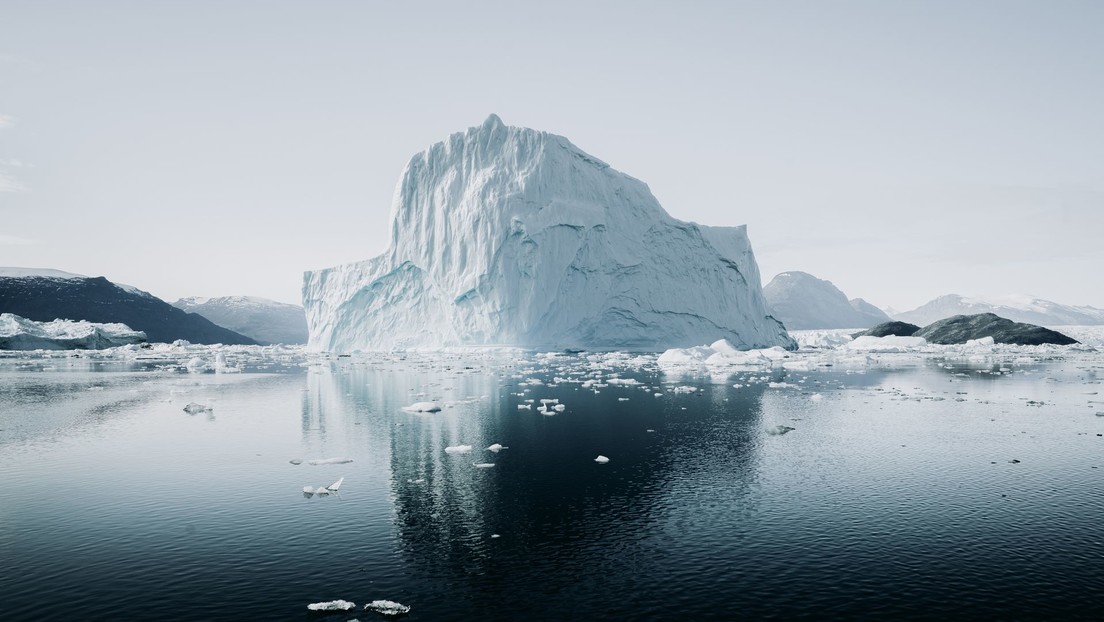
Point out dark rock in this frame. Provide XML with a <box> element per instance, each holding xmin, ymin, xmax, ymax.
<box><xmin>852</xmin><ymin>321</ymin><xmax>922</xmax><ymax>339</ymax></box>
<box><xmin>913</xmin><ymin>313</ymin><xmax>1077</xmax><ymax>346</ymax></box>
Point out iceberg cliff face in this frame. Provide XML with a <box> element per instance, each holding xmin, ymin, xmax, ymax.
<box><xmin>303</xmin><ymin>115</ymin><xmax>794</xmax><ymax>352</ymax></box>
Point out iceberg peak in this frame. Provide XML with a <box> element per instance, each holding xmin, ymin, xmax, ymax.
<box><xmin>303</xmin><ymin>119</ymin><xmax>794</xmax><ymax>352</ymax></box>
<box><xmin>481</xmin><ymin>113</ymin><xmax>504</xmax><ymax>130</ymax></box>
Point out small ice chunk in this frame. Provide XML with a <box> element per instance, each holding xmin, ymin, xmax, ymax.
<box><xmin>517</xmin><ymin>404</ymin><xmax>531</xmax><ymax>410</ymax></box>
<box><xmin>402</xmin><ymin>401</ymin><xmax>441</xmax><ymax>412</ymax></box>
<box><xmin>326</xmin><ymin>477</ymin><xmax>344</xmax><ymax>492</ymax></box>
<box><xmin>314</xmin><ymin>486</ymin><xmax>331</xmax><ymax>496</ymax></box>
<box><xmin>302</xmin><ymin>485</ymin><xmax>315</xmax><ymax>495</ymax></box>
<box><xmin>365</xmin><ymin>600</ymin><xmax>411</xmax><ymax>616</ymax></box>
<box><xmin>444</xmin><ymin>444</ymin><xmax>473</xmax><ymax>454</ymax></box>
<box><xmin>472</xmin><ymin>462</ymin><xmax>495</xmax><ymax>468</ymax></box>
<box><xmin>594</xmin><ymin>455</ymin><xmax>610</xmax><ymax>464</ymax></box>
<box><xmin>182</xmin><ymin>402</ymin><xmax>209</xmax><ymax>414</ymax></box>
<box><xmin>767</xmin><ymin>425</ymin><xmax>796</xmax><ymax>436</ymax></box>
<box><xmin>289</xmin><ymin>459</ymin><xmax>303</xmax><ymax>465</ymax></box>
<box><xmin>486</xmin><ymin>443</ymin><xmax>508</xmax><ymax>452</ymax></box>
<box><xmin>553</xmin><ymin>404</ymin><xmax>565</xmax><ymax>411</ymax></box>
<box><xmin>810</xmin><ymin>393</ymin><xmax>824</xmax><ymax>401</ymax></box>
<box><xmin>308</xmin><ymin>600</ymin><xmax>356</xmax><ymax>611</ymax></box>
<box><xmin>307</xmin><ymin>457</ymin><xmax>354</xmax><ymax>465</ymax></box>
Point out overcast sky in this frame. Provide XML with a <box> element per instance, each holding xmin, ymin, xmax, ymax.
<box><xmin>1</xmin><ymin>1</ymin><xmax>1101</xmax><ymax>310</ymax></box>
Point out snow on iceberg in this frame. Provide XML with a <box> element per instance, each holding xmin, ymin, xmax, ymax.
<box><xmin>657</xmin><ymin>339</ymin><xmax>787</xmax><ymax>367</ymax></box>
<box><xmin>303</xmin><ymin>114</ymin><xmax>794</xmax><ymax>352</ymax></box>
<box><xmin>844</xmin><ymin>336</ymin><xmax>927</xmax><ymax>353</ymax></box>
<box><xmin>0</xmin><ymin>313</ymin><xmax>146</xmax><ymax>350</ymax></box>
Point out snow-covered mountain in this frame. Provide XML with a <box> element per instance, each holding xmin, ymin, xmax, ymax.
<box><xmin>763</xmin><ymin>271</ymin><xmax>891</xmax><ymax>330</ymax></box>
<box><xmin>896</xmin><ymin>294</ymin><xmax>1104</xmax><ymax>327</ymax></box>
<box><xmin>0</xmin><ymin>268</ymin><xmax>257</xmax><ymax>345</ymax></box>
<box><xmin>173</xmin><ymin>296</ymin><xmax>308</xmax><ymax>345</ymax></box>
<box><xmin>303</xmin><ymin>114</ymin><xmax>794</xmax><ymax>352</ymax></box>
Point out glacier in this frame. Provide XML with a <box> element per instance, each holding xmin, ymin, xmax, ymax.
<box><xmin>303</xmin><ymin>114</ymin><xmax>794</xmax><ymax>352</ymax></box>
<box><xmin>0</xmin><ymin>313</ymin><xmax>147</xmax><ymax>350</ymax></box>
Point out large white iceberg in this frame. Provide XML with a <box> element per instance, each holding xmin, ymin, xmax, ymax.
<box><xmin>303</xmin><ymin>115</ymin><xmax>794</xmax><ymax>352</ymax></box>
<box><xmin>0</xmin><ymin>313</ymin><xmax>146</xmax><ymax>350</ymax></box>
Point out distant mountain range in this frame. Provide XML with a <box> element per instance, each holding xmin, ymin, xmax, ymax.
<box><xmin>895</xmin><ymin>294</ymin><xmax>1104</xmax><ymax>327</ymax></box>
<box><xmin>173</xmin><ymin>296</ymin><xmax>307</xmax><ymax>345</ymax></box>
<box><xmin>0</xmin><ymin>268</ymin><xmax>256</xmax><ymax>345</ymax></box>
<box><xmin>763</xmin><ymin>271</ymin><xmax>891</xmax><ymax>330</ymax></box>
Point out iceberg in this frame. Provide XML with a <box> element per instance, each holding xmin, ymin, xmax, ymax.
<box><xmin>306</xmin><ymin>457</ymin><xmax>354</xmax><ymax>466</ymax></box>
<box><xmin>307</xmin><ymin>600</ymin><xmax>356</xmax><ymax>611</ymax></box>
<box><xmin>0</xmin><ymin>313</ymin><xmax>146</xmax><ymax>350</ymax></box>
<box><xmin>303</xmin><ymin>115</ymin><xmax>793</xmax><ymax>352</ymax></box>
<box><xmin>365</xmin><ymin>600</ymin><xmax>411</xmax><ymax>616</ymax></box>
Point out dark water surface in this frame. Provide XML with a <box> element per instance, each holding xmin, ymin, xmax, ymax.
<box><xmin>1</xmin><ymin>352</ymin><xmax>1103</xmax><ymax>620</ymax></box>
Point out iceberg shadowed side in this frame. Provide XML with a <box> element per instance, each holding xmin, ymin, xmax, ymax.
<box><xmin>303</xmin><ymin>115</ymin><xmax>794</xmax><ymax>352</ymax></box>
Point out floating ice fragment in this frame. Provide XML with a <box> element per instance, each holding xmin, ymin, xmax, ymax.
<box><xmin>767</xmin><ymin>425</ymin><xmax>796</xmax><ymax>435</ymax></box>
<box><xmin>810</xmin><ymin>394</ymin><xmax>824</xmax><ymax>401</ymax></box>
<box><xmin>327</xmin><ymin>477</ymin><xmax>344</xmax><ymax>492</ymax></box>
<box><xmin>307</xmin><ymin>457</ymin><xmax>354</xmax><ymax>465</ymax></box>
<box><xmin>303</xmin><ymin>485</ymin><xmax>315</xmax><ymax>495</ymax></box>
<box><xmin>486</xmin><ymin>443</ymin><xmax>508</xmax><ymax>452</ymax></box>
<box><xmin>444</xmin><ymin>445</ymin><xmax>473</xmax><ymax>454</ymax></box>
<box><xmin>365</xmin><ymin>600</ymin><xmax>411</xmax><ymax>616</ymax></box>
<box><xmin>553</xmin><ymin>404</ymin><xmax>565</xmax><ymax>411</ymax></box>
<box><xmin>308</xmin><ymin>600</ymin><xmax>356</xmax><ymax>611</ymax></box>
<box><xmin>402</xmin><ymin>402</ymin><xmax>441</xmax><ymax>412</ymax></box>
<box><xmin>517</xmin><ymin>404</ymin><xmax>531</xmax><ymax>410</ymax></box>
<box><xmin>594</xmin><ymin>455</ymin><xmax>610</xmax><ymax>464</ymax></box>
<box><xmin>289</xmin><ymin>459</ymin><xmax>303</xmax><ymax>465</ymax></box>
<box><xmin>182</xmin><ymin>402</ymin><xmax>210</xmax><ymax>414</ymax></box>
<box><xmin>472</xmin><ymin>462</ymin><xmax>495</xmax><ymax>468</ymax></box>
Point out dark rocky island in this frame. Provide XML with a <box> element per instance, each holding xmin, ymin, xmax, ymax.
<box><xmin>852</xmin><ymin>321</ymin><xmax>922</xmax><ymax>338</ymax></box>
<box><xmin>913</xmin><ymin>313</ymin><xmax>1077</xmax><ymax>346</ymax></box>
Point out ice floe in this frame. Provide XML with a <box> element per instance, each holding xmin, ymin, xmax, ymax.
<box><xmin>307</xmin><ymin>600</ymin><xmax>356</xmax><ymax>611</ymax></box>
<box><xmin>306</xmin><ymin>457</ymin><xmax>354</xmax><ymax>466</ymax></box>
<box><xmin>365</xmin><ymin>600</ymin><xmax>411</xmax><ymax>616</ymax></box>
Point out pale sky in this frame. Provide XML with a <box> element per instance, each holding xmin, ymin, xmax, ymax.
<box><xmin>1</xmin><ymin>1</ymin><xmax>1101</xmax><ymax>310</ymax></box>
